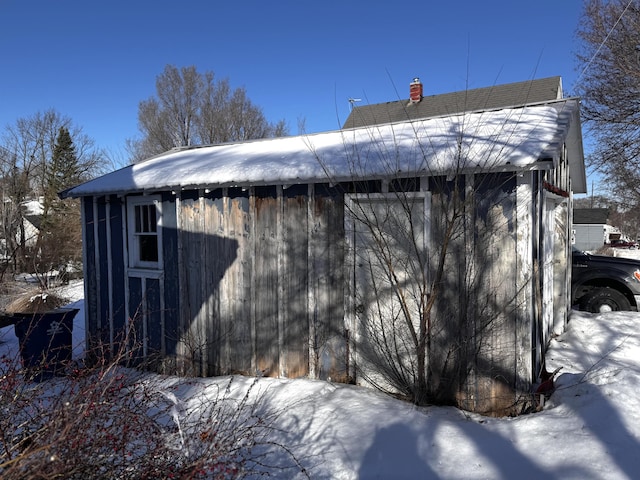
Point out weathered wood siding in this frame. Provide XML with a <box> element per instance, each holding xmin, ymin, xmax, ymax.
<box><xmin>108</xmin><ymin>196</ymin><xmax>127</xmax><ymax>343</ymax></box>
<box><xmin>214</xmin><ymin>189</ymin><xmax>252</xmax><ymax>375</ymax></box>
<box><xmin>470</xmin><ymin>173</ymin><xmax>522</xmax><ymax>414</ymax></box>
<box><xmin>310</xmin><ymin>186</ymin><xmax>346</xmax><ymax>381</ymax></box>
<box><xmin>552</xmin><ymin>199</ymin><xmax>569</xmax><ymax>335</ymax></box>
<box><xmin>80</xmin><ymin>168</ymin><xmax>569</xmax><ymax>411</ymax></box>
<box><xmin>160</xmin><ymin>192</ymin><xmax>180</xmax><ymax>365</ymax></box>
<box><xmin>81</xmin><ymin>196</ymin><xmax>98</xmax><ymax>344</ymax></box>
<box><xmin>427</xmin><ymin>173</ymin><xmax>535</xmax><ymax>414</ymax></box>
<box><xmin>428</xmin><ymin>176</ymin><xmax>468</xmax><ymax>404</ymax></box>
<box><xmin>253</xmin><ymin>187</ymin><xmax>280</xmax><ymax>375</ymax></box>
<box><xmin>153</xmin><ymin>185</ymin><xmax>345</xmax><ymax>378</ymax></box>
<box><xmin>82</xmin><ymin>195</ymin><xmax>129</xmax><ymax>357</ymax></box>
<box><xmin>177</xmin><ymin>190</ymin><xmax>208</xmax><ymax>375</ymax></box>
<box><xmin>281</xmin><ymin>186</ymin><xmax>309</xmax><ymax>378</ymax></box>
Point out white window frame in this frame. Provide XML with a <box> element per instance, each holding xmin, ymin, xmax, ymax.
<box><xmin>127</xmin><ymin>195</ymin><xmax>163</xmax><ymax>270</ymax></box>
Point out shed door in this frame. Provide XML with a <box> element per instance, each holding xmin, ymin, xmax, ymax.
<box><xmin>348</xmin><ymin>193</ymin><xmax>430</xmax><ymax>390</ymax></box>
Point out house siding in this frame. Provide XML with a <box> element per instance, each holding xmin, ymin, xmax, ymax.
<box><xmin>108</xmin><ymin>196</ymin><xmax>127</xmax><ymax>345</ymax></box>
<box><xmin>472</xmin><ymin>173</ymin><xmax>522</xmax><ymax>412</ymax></box>
<box><xmin>160</xmin><ymin>191</ymin><xmax>180</xmax><ymax>363</ymax></box>
<box><xmin>253</xmin><ymin>188</ymin><xmax>280</xmax><ymax>377</ymax></box>
<box><xmin>81</xmin><ymin>196</ymin><xmax>98</xmax><ymax>343</ymax></box>
<box><xmin>96</xmin><ymin>199</ymin><xmax>109</xmax><ymax>340</ymax></box>
<box><xmin>123</xmin><ymin>185</ymin><xmax>343</xmax><ymax>379</ymax></box>
<box><xmin>128</xmin><ymin>275</ymin><xmax>142</xmax><ymax>354</ymax></box>
<box><xmin>281</xmin><ymin>186</ymin><xmax>310</xmax><ymax>378</ymax></box>
<box><xmin>81</xmin><ymin>170</ymin><xmax>570</xmax><ymax>414</ymax></box>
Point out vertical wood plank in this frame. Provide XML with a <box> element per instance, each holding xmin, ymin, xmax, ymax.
<box><xmin>228</xmin><ymin>191</ymin><xmax>252</xmax><ymax>373</ymax></box>
<box><xmin>254</xmin><ymin>187</ymin><xmax>279</xmax><ymax>376</ymax></box>
<box><xmin>313</xmin><ymin>187</ymin><xmax>347</xmax><ymax>381</ymax></box>
<box><xmin>277</xmin><ymin>185</ymin><xmax>285</xmax><ymax>377</ymax></box>
<box><xmin>515</xmin><ymin>173</ymin><xmax>534</xmax><ymax>393</ymax></box>
<box><xmin>96</xmin><ymin>199</ymin><xmax>109</xmax><ymax>342</ymax></box>
<box><xmin>198</xmin><ymin>194</ymin><xmax>209</xmax><ymax>376</ymax></box>
<box><xmin>209</xmin><ymin>189</ymin><xmax>251</xmax><ymax>375</ymax></box>
<box><xmin>471</xmin><ymin>173</ymin><xmax>520</xmax><ymax>414</ymax></box>
<box><xmin>204</xmin><ymin>192</ymin><xmax>223</xmax><ymax>374</ymax></box>
<box><xmin>82</xmin><ymin>197</ymin><xmax>98</xmax><ymax>346</ymax></box>
<box><xmin>307</xmin><ymin>184</ymin><xmax>317</xmax><ymax>378</ymax></box>
<box><xmin>552</xmin><ymin>200</ymin><xmax>569</xmax><ymax>336</ymax></box>
<box><xmin>178</xmin><ymin>191</ymin><xmax>207</xmax><ymax>376</ymax></box>
<box><xmin>160</xmin><ymin>192</ymin><xmax>179</xmax><ymax>366</ymax></box>
<box><xmin>107</xmin><ymin>196</ymin><xmax>125</xmax><ymax>335</ymax></box>
<box><xmin>282</xmin><ymin>186</ymin><xmax>309</xmax><ymax>378</ymax></box>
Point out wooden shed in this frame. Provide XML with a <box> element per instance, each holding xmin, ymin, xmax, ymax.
<box><xmin>62</xmin><ymin>77</ymin><xmax>586</xmax><ymax>414</ymax></box>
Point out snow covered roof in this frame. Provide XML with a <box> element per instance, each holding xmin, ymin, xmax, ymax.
<box><xmin>62</xmin><ymin>99</ymin><xmax>584</xmax><ymax>198</ymax></box>
<box><xmin>20</xmin><ymin>199</ymin><xmax>44</xmax><ymax>216</ymax></box>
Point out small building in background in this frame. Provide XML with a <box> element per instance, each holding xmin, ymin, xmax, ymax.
<box><xmin>572</xmin><ymin>208</ymin><xmax>611</xmax><ymax>251</ymax></box>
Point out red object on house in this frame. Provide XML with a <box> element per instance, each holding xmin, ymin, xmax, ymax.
<box><xmin>410</xmin><ymin>78</ymin><xmax>423</xmax><ymax>103</ymax></box>
<box><xmin>535</xmin><ymin>366</ymin><xmax>562</xmax><ymax>396</ymax></box>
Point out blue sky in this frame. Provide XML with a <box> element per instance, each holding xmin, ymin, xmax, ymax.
<box><xmin>0</xmin><ymin>1</ymin><xmax>584</xmax><ymax>162</ymax></box>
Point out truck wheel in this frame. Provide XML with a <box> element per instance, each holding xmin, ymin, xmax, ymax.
<box><xmin>580</xmin><ymin>287</ymin><xmax>631</xmax><ymax>313</ymax></box>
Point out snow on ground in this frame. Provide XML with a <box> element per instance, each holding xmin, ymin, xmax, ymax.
<box><xmin>1</xmin><ymin>278</ymin><xmax>640</xmax><ymax>479</ymax></box>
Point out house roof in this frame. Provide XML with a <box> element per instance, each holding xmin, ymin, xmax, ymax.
<box><xmin>62</xmin><ymin>98</ymin><xmax>585</xmax><ymax>198</ymax></box>
<box><xmin>573</xmin><ymin>208</ymin><xmax>610</xmax><ymax>225</ymax></box>
<box><xmin>342</xmin><ymin>76</ymin><xmax>564</xmax><ymax>129</ymax></box>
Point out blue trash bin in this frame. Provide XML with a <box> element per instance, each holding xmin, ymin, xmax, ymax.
<box><xmin>13</xmin><ymin>308</ymin><xmax>78</xmax><ymax>381</ymax></box>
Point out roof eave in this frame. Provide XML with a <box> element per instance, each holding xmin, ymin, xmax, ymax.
<box><xmin>63</xmin><ymin>160</ymin><xmax>558</xmax><ymax>199</ymax></box>
<box><xmin>566</xmin><ymin>103</ymin><xmax>587</xmax><ymax>194</ymax></box>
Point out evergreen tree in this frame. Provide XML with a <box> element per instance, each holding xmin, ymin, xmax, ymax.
<box><xmin>36</xmin><ymin>127</ymin><xmax>82</xmax><ymax>285</ymax></box>
<box><xmin>46</xmin><ymin>127</ymin><xmax>81</xmax><ymax>198</ymax></box>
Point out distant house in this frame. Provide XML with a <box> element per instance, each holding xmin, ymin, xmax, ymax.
<box><xmin>572</xmin><ymin>208</ymin><xmax>611</xmax><ymax>251</ymax></box>
<box><xmin>0</xmin><ymin>198</ymin><xmax>42</xmax><ymax>261</ymax></box>
<box><xmin>20</xmin><ymin>199</ymin><xmax>43</xmax><ymax>248</ymax></box>
<box><xmin>62</xmin><ymin>76</ymin><xmax>586</xmax><ymax>414</ymax></box>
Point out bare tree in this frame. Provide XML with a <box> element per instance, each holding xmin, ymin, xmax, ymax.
<box><xmin>0</xmin><ymin>110</ymin><xmax>102</xmax><ymax>276</ymax></box>
<box><xmin>131</xmin><ymin>65</ymin><xmax>289</xmax><ymax>162</ymax></box>
<box><xmin>575</xmin><ymin>0</ymin><xmax>640</xmax><ymax>208</ymax></box>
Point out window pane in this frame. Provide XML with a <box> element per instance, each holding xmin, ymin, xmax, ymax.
<box><xmin>148</xmin><ymin>205</ymin><xmax>157</xmax><ymax>232</ymax></box>
<box><xmin>135</xmin><ymin>205</ymin><xmax>142</xmax><ymax>232</ymax></box>
<box><xmin>134</xmin><ymin>204</ymin><xmax>158</xmax><ymax>234</ymax></box>
<box><xmin>142</xmin><ymin>205</ymin><xmax>149</xmax><ymax>232</ymax></box>
<box><xmin>139</xmin><ymin>234</ymin><xmax>159</xmax><ymax>262</ymax></box>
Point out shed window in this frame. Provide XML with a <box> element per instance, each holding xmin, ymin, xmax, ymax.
<box><xmin>127</xmin><ymin>196</ymin><xmax>162</xmax><ymax>269</ymax></box>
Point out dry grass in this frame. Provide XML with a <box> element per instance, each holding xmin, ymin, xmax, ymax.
<box><xmin>3</xmin><ymin>290</ymin><xmax>69</xmax><ymax>314</ymax></box>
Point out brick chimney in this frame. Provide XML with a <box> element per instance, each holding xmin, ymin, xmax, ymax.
<box><xmin>409</xmin><ymin>77</ymin><xmax>423</xmax><ymax>103</ymax></box>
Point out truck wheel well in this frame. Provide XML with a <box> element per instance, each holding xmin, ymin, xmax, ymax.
<box><xmin>574</xmin><ymin>279</ymin><xmax>637</xmax><ymax>308</ymax></box>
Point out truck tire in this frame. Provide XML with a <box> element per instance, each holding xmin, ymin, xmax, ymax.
<box><xmin>580</xmin><ymin>287</ymin><xmax>631</xmax><ymax>313</ymax></box>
